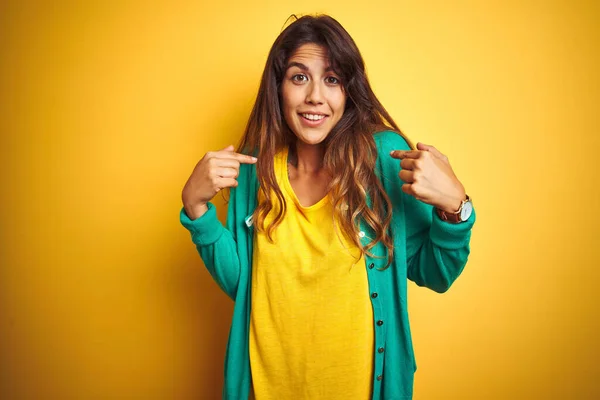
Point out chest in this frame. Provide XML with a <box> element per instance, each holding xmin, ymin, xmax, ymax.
<box><xmin>253</xmin><ymin>201</ymin><xmax>364</xmax><ymax>284</ymax></box>
<box><xmin>288</xmin><ymin>167</ymin><xmax>330</xmax><ymax>208</ymax></box>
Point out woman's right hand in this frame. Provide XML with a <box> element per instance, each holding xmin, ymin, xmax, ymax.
<box><xmin>182</xmin><ymin>145</ymin><xmax>257</xmax><ymax>220</ymax></box>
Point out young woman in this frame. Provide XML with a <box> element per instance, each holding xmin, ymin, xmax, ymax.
<box><xmin>181</xmin><ymin>14</ymin><xmax>475</xmax><ymax>400</ymax></box>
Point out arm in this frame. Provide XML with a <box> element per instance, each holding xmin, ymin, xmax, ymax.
<box><xmin>376</xmin><ymin>130</ymin><xmax>476</xmax><ymax>293</ymax></box>
<box><xmin>180</xmin><ymin>198</ymin><xmax>241</xmax><ymax>300</ymax></box>
<box><xmin>179</xmin><ymin>146</ymin><xmax>256</xmax><ymax>300</ymax></box>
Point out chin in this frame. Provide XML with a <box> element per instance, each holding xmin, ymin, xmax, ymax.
<box><xmin>296</xmin><ymin>135</ymin><xmax>328</xmax><ymax>146</ymax></box>
<box><xmin>305</xmin><ymin>133</ymin><xmax>328</xmax><ymax>143</ymax></box>
<box><xmin>293</xmin><ymin>127</ymin><xmax>331</xmax><ymax>146</ymax></box>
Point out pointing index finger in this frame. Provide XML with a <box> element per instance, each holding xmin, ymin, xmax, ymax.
<box><xmin>228</xmin><ymin>152</ymin><xmax>257</xmax><ymax>164</ymax></box>
<box><xmin>390</xmin><ymin>150</ymin><xmax>420</xmax><ymax>160</ymax></box>
<box><xmin>212</xmin><ymin>149</ymin><xmax>257</xmax><ymax>164</ymax></box>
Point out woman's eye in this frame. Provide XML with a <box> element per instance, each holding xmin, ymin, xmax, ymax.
<box><xmin>326</xmin><ymin>76</ymin><xmax>340</xmax><ymax>85</ymax></box>
<box><xmin>292</xmin><ymin>74</ymin><xmax>308</xmax><ymax>83</ymax></box>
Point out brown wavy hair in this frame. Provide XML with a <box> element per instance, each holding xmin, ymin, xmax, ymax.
<box><xmin>237</xmin><ymin>14</ymin><xmax>413</xmax><ymax>266</ymax></box>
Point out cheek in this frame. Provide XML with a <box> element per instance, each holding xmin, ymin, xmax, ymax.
<box><xmin>339</xmin><ymin>98</ymin><xmax>347</xmax><ymax>113</ymax></box>
<box><xmin>333</xmin><ymin>93</ymin><xmax>347</xmax><ymax>116</ymax></box>
<box><xmin>282</xmin><ymin>87</ymin><xmax>300</xmax><ymax>113</ymax></box>
<box><xmin>280</xmin><ymin>94</ymin><xmax>297</xmax><ymax>128</ymax></box>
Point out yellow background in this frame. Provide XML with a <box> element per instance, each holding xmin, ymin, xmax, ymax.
<box><xmin>1</xmin><ymin>1</ymin><xmax>598</xmax><ymax>399</ymax></box>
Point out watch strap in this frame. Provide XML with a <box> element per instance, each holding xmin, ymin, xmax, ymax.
<box><xmin>436</xmin><ymin>195</ymin><xmax>470</xmax><ymax>223</ymax></box>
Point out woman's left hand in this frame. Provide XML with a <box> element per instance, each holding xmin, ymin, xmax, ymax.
<box><xmin>390</xmin><ymin>143</ymin><xmax>466</xmax><ymax>213</ymax></box>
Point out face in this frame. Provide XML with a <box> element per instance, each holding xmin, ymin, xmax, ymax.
<box><xmin>281</xmin><ymin>43</ymin><xmax>346</xmax><ymax>146</ymax></box>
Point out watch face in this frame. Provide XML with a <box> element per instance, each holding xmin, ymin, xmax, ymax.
<box><xmin>461</xmin><ymin>201</ymin><xmax>473</xmax><ymax>221</ymax></box>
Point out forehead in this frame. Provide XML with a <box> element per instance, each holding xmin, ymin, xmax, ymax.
<box><xmin>287</xmin><ymin>43</ymin><xmax>330</xmax><ymax>67</ymax></box>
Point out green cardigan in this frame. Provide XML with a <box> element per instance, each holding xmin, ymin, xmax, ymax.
<box><xmin>180</xmin><ymin>130</ymin><xmax>476</xmax><ymax>399</ymax></box>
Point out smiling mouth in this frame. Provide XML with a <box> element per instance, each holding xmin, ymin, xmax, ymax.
<box><xmin>299</xmin><ymin>113</ymin><xmax>328</xmax><ymax>121</ymax></box>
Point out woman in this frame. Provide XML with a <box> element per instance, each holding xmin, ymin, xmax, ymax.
<box><xmin>180</xmin><ymin>14</ymin><xmax>475</xmax><ymax>400</ymax></box>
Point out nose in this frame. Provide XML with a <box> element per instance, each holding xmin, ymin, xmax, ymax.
<box><xmin>305</xmin><ymin>81</ymin><xmax>324</xmax><ymax>105</ymax></box>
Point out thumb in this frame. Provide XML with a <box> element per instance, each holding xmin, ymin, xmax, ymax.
<box><xmin>417</xmin><ymin>142</ymin><xmax>446</xmax><ymax>161</ymax></box>
<box><xmin>221</xmin><ymin>144</ymin><xmax>235</xmax><ymax>152</ymax></box>
<box><xmin>416</xmin><ymin>142</ymin><xmax>432</xmax><ymax>151</ymax></box>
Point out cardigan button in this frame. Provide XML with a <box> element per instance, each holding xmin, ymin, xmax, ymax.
<box><xmin>377</xmin><ymin>375</ymin><xmax>383</xmax><ymax>381</ymax></box>
<box><xmin>377</xmin><ymin>320</ymin><xmax>384</xmax><ymax>326</ymax></box>
<box><xmin>368</xmin><ymin>263</ymin><xmax>375</xmax><ymax>269</ymax></box>
<box><xmin>371</xmin><ymin>292</ymin><xmax>378</xmax><ymax>299</ymax></box>
<box><xmin>378</xmin><ymin>347</ymin><xmax>384</xmax><ymax>353</ymax></box>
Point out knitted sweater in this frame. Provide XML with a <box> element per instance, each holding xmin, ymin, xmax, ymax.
<box><xmin>180</xmin><ymin>130</ymin><xmax>476</xmax><ymax>399</ymax></box>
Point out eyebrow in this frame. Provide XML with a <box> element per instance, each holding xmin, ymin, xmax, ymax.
<box><xmin>286</xmin><ymin>61</ymin><xmax>335</xmax><ymax>73</ymax></box>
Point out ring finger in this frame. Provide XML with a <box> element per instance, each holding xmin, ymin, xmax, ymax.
<box><xmin>399</xmin><ymin>169</ymin><xmax>415</xmax><ymax>183</ymax></box>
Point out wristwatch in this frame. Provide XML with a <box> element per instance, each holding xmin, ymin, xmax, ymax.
<box><xmin>436</xmin><ymin>195</ymin><xmax>473</xmax><ymax>223</ymax></box>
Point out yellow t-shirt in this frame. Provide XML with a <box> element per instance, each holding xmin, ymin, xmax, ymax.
<box><xmin>249</xmin><ymin>147</ymin><xmax>374</xmax><ymax>400</ymax></box>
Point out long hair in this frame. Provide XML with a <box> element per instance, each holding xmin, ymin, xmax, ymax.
<box><xmin>237</xmin><ymin>14</ymin><xmax>413</xmax><ymax>266</ymax></box>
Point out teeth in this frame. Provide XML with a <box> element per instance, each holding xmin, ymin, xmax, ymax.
<box><xmin>301</xmin><ymin>113</ymin><xmax>325</xmax><ymax>121</ymax></box>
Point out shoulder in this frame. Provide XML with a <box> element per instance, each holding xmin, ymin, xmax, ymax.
<box><xmin>373</xmin><ymin>130</ymin><xmax>411</xmax><ymax>178</ymax></box>
<box><xmin>373</xmin><ymin>130</ymin><xmax>412</xmax><ymax>153</ymax></box>
<box><xmin>237</xmin><ymin>162</ymin><xmax>258</xmax><ymax>192</ymax></box>
<box><xmin>371</xmin><ymin>130</ymin><xmax>408</xmax><ymax>209</ymax></box>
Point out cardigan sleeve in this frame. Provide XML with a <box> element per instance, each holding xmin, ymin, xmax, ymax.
<box><xmin>375</xmin><ymin>130</ymin><xmax>476</xmax><ymax>293</ymax></box>
<box><xmin>403</xmin><ymin>192</ymin><xmax>475</xmax><ymax>293</ymax></box>
<box><xmin>180</xmin><ymin>187</ymin><xmax>242</xmax><ymax>300</ymax></box>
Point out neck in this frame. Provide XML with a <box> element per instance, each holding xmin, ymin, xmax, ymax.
<box><xmin>290</xmin><ymin>141</ymin><xmax>326</xmax><ymax>174</ymax></box>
